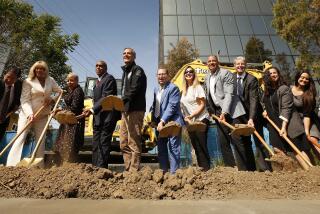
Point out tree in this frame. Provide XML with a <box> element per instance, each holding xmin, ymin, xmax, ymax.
<box><xmin>275</xmin><ymin>53</ymin><xmax>293</xmax><ymax>83</ymax></box>
<box><xmin>165</xmin><ymin>37</ymin><xmax>199</xmax><ymax>80</ymax></box>
<box><xmin>273</xmin><ymin>0</ymin><xmax>320</xmax><ymax>75</ymax></box>
<box><xmin>244</xmin><ymin>37</ymin><xmax>272</xmax><ymax>63</ymax></box>
<box><xmin>0</xmin><ymin>0</ymin><xmax>79</xmax><ymax>85</ymax></box>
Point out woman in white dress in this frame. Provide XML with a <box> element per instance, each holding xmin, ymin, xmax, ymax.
<box><xmin>6</xmin><ymin>61</ymin><xmax>61</xmax><ymax>167</ymax></box>
<box><xmin>180</xmin><ymin>66</ymin><xmax>210</xmax><ymax>170</ymax></box>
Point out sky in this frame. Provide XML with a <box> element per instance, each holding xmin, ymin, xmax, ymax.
<box><xmin>25</xmin><ymin>0</ymin><xmax>159</xmax><ymax>108</ymax></box>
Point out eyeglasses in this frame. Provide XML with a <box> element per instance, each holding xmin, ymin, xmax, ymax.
<box><xmin>184</xmin><ymin>70</ymin><xmax>194</xmax><ymax>75</ymax></box>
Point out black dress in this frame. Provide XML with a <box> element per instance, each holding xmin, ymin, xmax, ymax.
<box><xmin>54</xmin><ymin>85</ymin><xmax>85</xmax><ymax>163</ymax></box>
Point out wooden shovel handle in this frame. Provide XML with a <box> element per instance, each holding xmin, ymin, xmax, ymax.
<box><xmin>28</xmin><ymin>92</ymin><xmax>63</xmax><ymax>162</ymax></box>
<box><xmin>0</xmin><ymin>105</ymin><xmax>47</xmax><ymax>158</ymax></box>
<box><xmin>253</xmin><ymin>130</ymin><xmax>275</xmax><ymax>156</ymax></box>
<box><xmin>211</xmin><ymin>114</ymin><xmax>235</xmax><ymax>130</ymax></box>
<box><xmin>265</xmin><ymin>115</ymin><xmax>313</xmax><ymax>167</ymax></box>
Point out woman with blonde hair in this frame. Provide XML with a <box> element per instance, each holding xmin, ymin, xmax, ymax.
<box><xmin>180</xmin><ymin>66</ymin><xmax>210</xmax><ymax>170</ymax></box>
<box><xmin>6</xmin><ymin>61</ymin><xmax>62</xmax><ymax>167</ymax></box>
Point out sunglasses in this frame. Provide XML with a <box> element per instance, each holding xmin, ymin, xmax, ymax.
<box><xmin>184</xmin><ymin>70</ymin><xmax>194</xmax><ymax>75</ymax></box>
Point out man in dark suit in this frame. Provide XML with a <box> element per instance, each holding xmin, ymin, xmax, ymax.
<box><xmin>234</xmin><ymin>56</ymin><xmax>271</xmax><ymax>171</ymax></box>
<box><xmin>150</xmin><ymin>68</ymin><xmax>184</xmax><ymax>174</ymax></box>
<box><xmin>0</xmin><ymin>67</ymin><xmax>22</xmax><ymax>142</ymax></box>
<box><xmin>83</xmin><ymin>60</ymin><xmax>120</xmax><ymax>168</ymax></box>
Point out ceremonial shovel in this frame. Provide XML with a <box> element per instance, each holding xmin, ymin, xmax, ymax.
<box><xmin>17</xmin><ymin>92</ymin><xmax>63</xmax><ymax>167</ymax></box>
<box><xmin>0</xmin><ymin>105</ymin><xmax>47</xmax><ymax>158</ymax></box>
<box><xmin>211</xmin><ymin>114</ymin><xmax>255</xmax><ymax>137</ymax></box>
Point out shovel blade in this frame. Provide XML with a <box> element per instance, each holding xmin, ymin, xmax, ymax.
<box><xmin>16</xmin><ymin>158</ymin><xmax>44</xmax><ymax>168</ymax></box>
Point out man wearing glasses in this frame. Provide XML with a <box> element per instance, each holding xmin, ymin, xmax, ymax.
<box><xmin>150</xmin><ymin>68</ymin><xmax>184</xmax><ymax>174</ymax></box>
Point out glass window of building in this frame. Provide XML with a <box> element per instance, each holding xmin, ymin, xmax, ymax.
<box><xmin>177</xmin><ymin>0</ymin><xmax>190</xmax><ymax>15</ymax></box>
<box><xmin>193</xmin><ymin>16</ymin><xmax>209</xmax><ymax>35</ymax></box>
<box><xmin>244</xmin><ymin>0</ymin><xmax>260</xmax><ymax>14</ymax></box>
<box><xmin>163</xmin><ymin>16</ymin><xmax>178</xmax><ymax>35</ymax></box>
<box><xmin>204</xmin><ymin>0</ymin><xmax>220</xmax><ymax>15</ymax></box>
<box><xmin>240</xmin><ymin>36</ymin><xmax>252</xmax><ymax>51</ymax></box>
<box><xmin>195</xmin><ymin>36</ymin><xmax>211</xmax><ymax>56</ymax></box>
<box><xmin>221</xmin><ymin>16</ymin><xmax>238</xmax><ymax>35</ymax></box>
<box><xmin>207</xmin><ymin>16</ymin><xmax>223</xmax><ymax>35</ymax></box>
<box><xmin>231</xmin><ymin>0</ymin><xmax>247</xmax><ymax>14</ymax></box>
<box><xmin>164</xmin><ymin>36</ymin><xmax>178</xmax><ymax>55</ymax></box>
<box><xmin>163</xmin><ymin>0</ymin><xmax>176</xmax><ymax>15</ymax></box>
<box><xmin>258</xmin><ymin>0</ymin><xmax>273</xmax><ymax>14</ymax></box>
<box><xmin>263</xmin><ymin>16</ymin><xmax>276</xmax><ymax>34</ymax></box>
<box><xmin>235</xmin><ymin>16</ymin><xmax>253</xmax><ymax>35</ymax></box>
<box><xmin>256</xmin><ymin>35</ymin><xmax>275</xmax><ymax>55</ymax></box>
<box><xmin>190</xmin><ymin>0</ymin><xmax>205</xmax><ymax>15</ymax></box>
<box><xmin>210</xmin><ymin>36</ymin><xmax>228</xmax><ymax>56</ymax></box>
<box><xmin>178</xmin><ymin>16</ymin><xmax>193</xmax><ymax>35</ymax></box>
<box><xmin>225</xmin><ymin>36</ymin><xmax>243</xmax><ymax>56</ymax></box>
<box><xmin>249</xmin><ymin>16</ymin><xmax>267</xmax><ymax>34</ymax></box>
<box><xmin>271</xmin><ymin>36</ymin><xmax>292</xmax><ymax>55</ymax></box>
<box><xmin>217</xmin><ymin>0</ymin><xmax>233</xmax><ymax>14</ymax></box>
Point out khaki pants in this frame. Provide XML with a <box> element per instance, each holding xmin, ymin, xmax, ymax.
<box><xmin>120</xmin><ymin>111</ymin><xmax>144</xmax><ymax>171</ymax></box>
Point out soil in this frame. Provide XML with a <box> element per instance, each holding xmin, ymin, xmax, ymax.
<box><xmin>1</xmin><ymin>163</ymin><xmax>320</xmax><ymax>200</ymax></box>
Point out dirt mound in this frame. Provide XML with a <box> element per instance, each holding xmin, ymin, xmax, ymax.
<box><xmin>1</xmin><ymin>163</ymin><xmax>320</xmax><ymax>200</ymax></box>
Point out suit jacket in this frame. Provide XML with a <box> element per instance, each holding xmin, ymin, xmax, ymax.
<box><xmin>20</xmin><ymin>77</ymin><xmax>61</xmax><ymax>118</ymax></box>
<box><xmin>0</xmin><ymin>79</ymin><xmax>22</xmax><ymax>116</ymax></box>
<box><xmin>204</xmin><ymin>68</ymin><xmax>245</xmax><ymax>119</ymax></box>
<box><xmin>93</xmin><ymin>72</ymin><xmax>120</xmax><ymax>126</ymax></box>
<box><xmin>235</xmin><ymin>72</ymin><xmax>262</xmax><ymax>121</ymax></box>
<box><xmin>150</xmin><ymin>82</ymin><xmax>184</xmax><ymax>126</ymax></box>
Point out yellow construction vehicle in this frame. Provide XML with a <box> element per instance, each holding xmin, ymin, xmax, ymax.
<box><xmin>171</xmin><ymin>59</ymin><xmax>272</xmax><ymax>88</ymax></box>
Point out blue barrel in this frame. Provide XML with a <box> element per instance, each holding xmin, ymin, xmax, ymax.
<box><xmin>0</xmin><ymin>131</ymin><xmax>35</xmax><ymax>165</ymax></box>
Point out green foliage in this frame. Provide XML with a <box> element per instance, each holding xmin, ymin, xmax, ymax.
<box><xmin>273</xmin><ymin>0</ymin><xmax>320</xmax><ymax>75</ymax></box>
<box><xmin>244</xmin><ymin>37</ymin><xmax>272</xmax><ymax>63</ymax></box>
<box><xmin>164</xmin><ymin>37</ymin><xmax>199</xmax><ymax>80</ymax></box>
<box><xmin>0</xmin><ymin>0</ymin><xmax>79</xmax><ymax>85</ymax></box>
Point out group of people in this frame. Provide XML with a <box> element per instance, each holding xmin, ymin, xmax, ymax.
<box><xmin>1</xmin><ymin>49</ymin><xmax>320</xmax><ymax>173</ymax></box>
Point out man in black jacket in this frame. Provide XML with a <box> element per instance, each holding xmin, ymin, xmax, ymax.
<box><xmin>120</xmin><ymin>47</ymin><xmax>147</xmax><ymax>172</ymax></box>
<box><xmin>83</xmin><ymin>60</ymin><xmax>120</xmax><ymax>168</ymax></box>
<box><xmin>234</xmin><ymin>56</ymin><xmax>271</xmax><ymax>171</ymax></box>
<box><xmin>0</xmin><ymin>67</ymin><xmax>22</xmax><ymax>142</ymax></box>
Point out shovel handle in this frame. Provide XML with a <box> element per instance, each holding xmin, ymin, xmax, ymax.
<box><xmin>211</xmin><ymin>114</ymin><xmax>235</xmax><ymax>130</ymax></box>
<box><xmin>0</xmin><ymin>105</ymin><xmax>47</xmax><ymax>158</ymax></box>
<box><xmin>265</xmin><ymin>116</ymin><xmax>313</xmax><ymax>167</ymax></box>
<box><xmin>253</xmin><ymin>130</ymin><xmax>275</xmax><ymax>156</ymax></box>
<box><xmin>28</xmin><ymin>92</ymin><xmax>63</xmax><ymax>163</ymax></box>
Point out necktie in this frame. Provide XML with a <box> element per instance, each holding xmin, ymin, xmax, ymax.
<box><xmin>0</xmin><ymin>85</ymin><xmax>12</xmax><ymax>120</ymax></box>
<box><xmin>237</xmin><ymin>77</ymin><xmax>243</xmax><ymax>98</ymax></box>
<box><xmin>96</xmin><ymin>79</ymin><xmax>100</xmax><ymax>86</ymax></box>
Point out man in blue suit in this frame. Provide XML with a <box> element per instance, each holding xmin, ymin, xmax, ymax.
<box><xmin>150</xmin><ymin>68</ymin><xmax>184</xmax><ymax>174</ymax></box>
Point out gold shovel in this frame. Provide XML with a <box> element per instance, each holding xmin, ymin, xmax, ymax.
<box><xmin>0</xmin><ymin>105</ymin><xmax>47</xmax><ymax>158</ymax></box>
<box><xmin>101</xmin><ymin>95</ymin><xmax>124</xmax><ymax>111</ymax></box>
<box><xmin>211</xmin><ymin>114</ymin><xmax>255</xmax><ymax>137</ymax></box>
<box><xmin>17</xmin><ymin>92</ymin><xmax>63</xmax><ymax>167</ymax></box>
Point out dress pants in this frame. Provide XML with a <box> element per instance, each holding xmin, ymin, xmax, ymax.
<box><xmin>231</xmin><ymin>116</ymin><xmax>256</xmax><ymax>171</ymax></box>
<box><xmin>252</xmin><ymin>119</ymin><xmax>272</xmax><ymax>171</ymax></box>
<box><xmin>0</xmin><ymin>118</ymin><xmax>9</xmax><ymax>142</ymax></box>
<box><xmin>157</xmin><ymin>134</ymin><xmax>181</xmax><ymax>174</ymax></box>
<box><xmin>215</xmin><ymin>116</ymin><xmax>236</xmax><ymax>167</ymax></box>
<box><xmin>6</xmin><ymin>115</ymin><xmax>47</xmax><ymax>166</ymax></box>
<box><xmin>92</xmin><ymin>119</ymin><xmax>117</xmax><ymax>168</ymax></box>
<box><xmin>119</xmin><ymin>111</ymin><xmax>144</xmax><ymax>171</ymax></box>
<box><xmin>188</xmin><ymin>119</ymin><xmax>210</xmax><ymax>170</ymax></box>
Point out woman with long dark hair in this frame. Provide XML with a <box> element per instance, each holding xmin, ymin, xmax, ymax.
<box><xmin>291</xmin><ymin>70</ymin><xmax>320</xmax><ymax>159</ymax></box>
<box><xmin>262</xmin><ymin>67</ymin><xmax>312</xmax><ymax>169</ymax></box>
